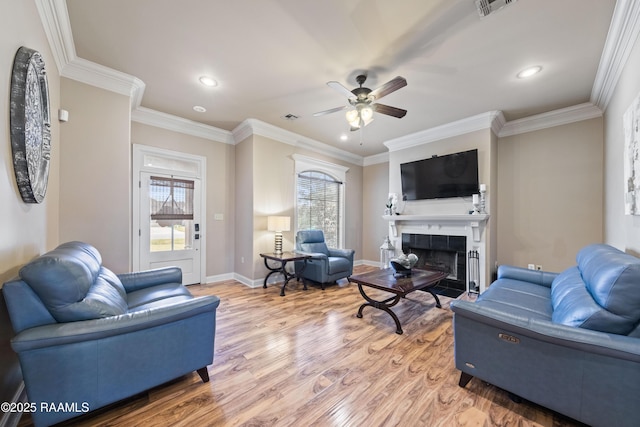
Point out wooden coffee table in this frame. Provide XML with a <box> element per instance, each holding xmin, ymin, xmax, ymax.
<box><xmin>350</xmin><ymin>268</ymin><xmax>448</xmax><ymax>334</ymax></box>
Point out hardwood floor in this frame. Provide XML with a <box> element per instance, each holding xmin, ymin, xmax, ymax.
<box><xmin>19</xmin><ymin>266</ymin><xmax>583</xmax><ymax>427</ymax></box>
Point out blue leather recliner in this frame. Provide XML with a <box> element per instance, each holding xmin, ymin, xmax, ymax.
<box><xmin>2</xmin><ymin>241</ymin><xmax>220</xmax><ymax>427</ymax></box>
<box><xmin>451</xmin><ymin>244</ymin><xmax>640</xmax><ymax>427</ymax></box>
<box><xmin>294</xmin><ymin>229</ymin><xmax>354</xmax><ymax>288</ymax></box>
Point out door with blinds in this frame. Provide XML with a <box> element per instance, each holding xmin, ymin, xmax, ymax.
<box><xmin>139</xmin><ymin>172</ymin><xmax>202</xmax><ymax>284</ymax></box>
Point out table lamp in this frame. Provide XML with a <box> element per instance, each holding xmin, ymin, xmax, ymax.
<box><xmin>267</xmin><ymin>216</ymin><xmax>290</xmax><ymax>255</ymax></box>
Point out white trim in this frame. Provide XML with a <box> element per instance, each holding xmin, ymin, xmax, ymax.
<box><xmin>132</xmin><ymin>107</ymin><xmax>235</xmax><ymax>144</ymax></box>
<box><xmin>591</xmin><ymin>0</ymin><xmax>640</xmax><ymax>110</ymax></box>
<box><xmin>63</xmin><ymin>58</ymin><xmax>145</xmax><ymax>100</ymax></box>
<box><xmin>499</xmin><ymin>103</ymin><xmax>603</xmax><ymax>137</ymax></box>
<box><xmin>363</xmin><ymin>152</ymin><xmax>389</xmax><ymax>166</ymax></box>
<box><xmin>233</xmin><ymin>119</ymin><xmax>364</xmax><ymax>165</ymax></box>
<box><xmin>34</xmin><ymin>0</ymin><xmax>75</xmax><ymax>73</ymax></box>
<box><xmin>384</xmin><ymin>111</ymin><xmax>503</xmax><ymax>152</ymax></box>
<box><xmin>204</xmin><ymin>272</ymin><xmax>235</xmax><ymax>284</ymax></box>
<box><xmin>291</xmin><ymin>154</ymin><xmax>350</xmax><ymax>176</ymax></box>
<box><xmin>132</xmin><ymin>144</ymin><xmax>207</xmax><ymax>284</ymax></box>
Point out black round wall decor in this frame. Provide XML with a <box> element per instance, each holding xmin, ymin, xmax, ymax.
<box><xmin>10</xmin><ymin>46</ymin><xmax>51</xmax><ymax>204</ymax></box>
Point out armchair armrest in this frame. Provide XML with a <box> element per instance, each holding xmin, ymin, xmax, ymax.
<box><xmin>328</xmin><ymin>248</ymin><xmax>355</xmax><ymax>260</ymax></box>
<box><xmin>118</xmin><ymin>266</ymin><xmax>182</xmax><ymax>293</ymax></box>
<box><xmin>451</xmin><ymin>300</ymin><xmax>640</xmax><ymax>363</ymax></box>
<box><xmin>11</xmin><ymin>295</ymin><xmax>220</xmax><ymax>352</ymax></box>
<box><xmin>296</xmin><ymin>251</ymin><xmax>328</xmax><ymax>261</ymax></box>
<box><xmin>497</xmin><ymin>265</ymin><xmax>558</xmax><ymax>288</ymax></box>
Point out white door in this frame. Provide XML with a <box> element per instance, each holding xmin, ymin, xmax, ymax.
<box><xmin>139</xmin><ymin>172</ymin><xmax>202</xmax><ymax>284</ymax></box>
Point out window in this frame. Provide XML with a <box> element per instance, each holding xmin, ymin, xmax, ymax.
<box><xmin>293</xmin><ymin>154</ymin><xmax>349</xmax><ymax>248</ymax></box>
<box><xmin>149</xmin><ymin>176</ymin><xmax>195</xmax><ymax>252</ymax></box>
<box><xmin>296</xmin><ymin>171</ymin><xmax>342</xmax><ymax>247</ymax></box>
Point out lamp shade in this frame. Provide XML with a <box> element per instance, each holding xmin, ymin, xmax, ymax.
<box><xmin>267</xmin><ymin>216</ymin><xmax>290</xmax><ymax>232</ymax></box>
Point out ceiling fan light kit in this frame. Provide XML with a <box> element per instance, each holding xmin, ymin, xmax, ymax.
<box><xmin>315</xmin><ymin>74</ymin><xmax>407</xmax><ymax>132</ymax></box>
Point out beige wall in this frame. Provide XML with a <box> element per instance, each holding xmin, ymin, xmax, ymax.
<box><xmin>497</xmin><ymin>118</ymin><xmax>604</xmax><ymax>271</ymax></box>
<box><xmin>604</xmin><ymin>30</ymin><xmax>640</xmax><ymax>255</ymax></box>
<box><xmin>131</xmin><ymin>123</ymin><xmax>235</xmax><ymax>276</ymax></box>
<box><xmin>59</xmin><ymin>78</ymin><xmax>131</xmax><ymax>273</ymax></box>
<box><xmin>362</xmin><ymin>161</ymin><xmax>390</xmax><ymax>262</ymax></box>
<box><xmin>233</xmin><ymin>133</ymin><xmax>364</xmax><ymax>282</ymax></box>
<box><xmin>252</xmin><ymin>135</ymin><xmax>296</xmax><ymax>278</ymax></box>
<box><xmin>234</xmin><ymin>136</ymin><xmax>254</xmax><ymax>279</ymax></box>
<box><xmin>0</xmin><ymin>1</ymin><xmax>60</xmax><ymax>283</ymax></box>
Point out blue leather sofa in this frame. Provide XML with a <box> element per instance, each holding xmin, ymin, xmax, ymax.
<box><xmin>2</xmin><ymin>241</ymin><xmax>220</xmax><ymax>427</ymax></box>
<box><xmin>451</xmin><ymin>244</ymin><xmax>640</xmax><ymax>427</ymax></box>
<box><xmin>294</xmin><ymin>229</ymin><xmax>355</xmax><ymax>288</ymax></box>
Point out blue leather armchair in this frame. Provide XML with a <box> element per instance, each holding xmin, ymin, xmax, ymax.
<box><xmin>451</xmin><ymin>244</ymin><xmax>640</xmax><ymax>427</ymax></box>
<box><xmin>294</xmin><ymin>229</ymin><xmax>354</xmax><ymax>288</ymax></box>
<box><xmin>2</xmin><ymin>241</ymin><xmax>220</xmax><ymax>427</ymax></box>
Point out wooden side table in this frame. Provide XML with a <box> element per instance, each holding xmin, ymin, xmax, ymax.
<box><xmin>260</xmin><ymin>252</ymin><xmax>311</xmax><ymax>296</ymax></box>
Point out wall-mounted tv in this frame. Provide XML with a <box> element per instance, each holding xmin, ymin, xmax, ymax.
<box><xmin>400</xmin><ymin>149</ymin><xmax>479</xmax><ymax>200</ymax></box>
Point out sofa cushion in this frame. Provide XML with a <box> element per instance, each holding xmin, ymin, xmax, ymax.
<box><xmin>477</xmin><ymin>278</ymin><xmax>553</xmax><ymax>321</ymax></box>
<box><xmin>127</xmin><ymin>282</ymin><xmax>192</xmax><ymax>309</ymax></box>
<box><xmin>552</xmin><ymin>244</ymin><xmax>640</xmax><ymax>335</ymax></box>
<box><xmin>19</xmin><ymin>242</ymin><xmax>128</xmax><ymax>322</ymax></box>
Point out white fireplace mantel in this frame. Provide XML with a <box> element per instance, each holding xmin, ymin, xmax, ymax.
<box><xmin>383</xmin><ymin>214</ymin><xmax>490</xmax><ymax>242</ymax></box>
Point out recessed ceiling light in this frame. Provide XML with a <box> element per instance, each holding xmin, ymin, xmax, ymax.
<box><xmin>339</xmin><ymin>134</ymin><xmax>348</xmax><ymax>141</ymax></box>
<box><xmin>193</xmin><ymin>105</ymin><xmax>207</xmax><ymax>113</ymax></box>
<box><xmin>517</xmin><ymin>66</ymin><xmax>542</xmax><ymax>79</ymax></box>
<box><xmin>199</xmin><ymin>76</ymin><xmax>217</xmax><ymax>87</ymax></box>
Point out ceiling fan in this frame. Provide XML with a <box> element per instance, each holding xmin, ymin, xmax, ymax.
<box><xmin>313</xmin><ymin>74</ymin><xmax>407</xmax><ymax>131</ymax></box>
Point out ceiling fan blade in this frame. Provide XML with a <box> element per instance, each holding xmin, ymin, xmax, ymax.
<box><xmin>327</xmin><ymin>81</ymin><xmax>356</xmax><ymax>99</ymax></box>
<box><xmin>373</xmin><ymin>103</ymin><xmax>407</xmax><ymax>118</ymax></box>
<box><xmin>313</xmin><ymin>105</ymin><xmax>347</xmax><ymax>117</ymax></box>
<box><xmin>369</xmin><ymin>76</ymin><xmax>407</xmax><ymax>100</ymax></box>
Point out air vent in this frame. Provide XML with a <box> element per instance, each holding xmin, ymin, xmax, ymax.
<box><xmin>475</xmin><ymin>0</ymin><xmax>518</xmax><ymax>18</ymax></box>
<box><xmin>281</xmin><ymin>113</ymin><xmax>299</xmax><ymax>121</ymax></box>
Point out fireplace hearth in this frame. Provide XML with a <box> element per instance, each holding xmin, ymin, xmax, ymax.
<box><xmin>402</xmin><ymin>233</ymin><xmax>466</xmax><ymax>297</ymax></box>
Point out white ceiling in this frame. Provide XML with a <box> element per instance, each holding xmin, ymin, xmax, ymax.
<box><xmin>62</xmin><ymin>0</ymin><xmax>617</xmax><ymax>157</ymax></box>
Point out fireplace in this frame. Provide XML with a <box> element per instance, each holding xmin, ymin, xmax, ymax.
<box><xmin>385</xmin><ymin>213</ymin><xmax>489</xmax><ymax>293</ymax></box>
<box><xmin>402</xmin><ymin>233</ymin><xmax>466</xmax><ymax>296</ymax></box>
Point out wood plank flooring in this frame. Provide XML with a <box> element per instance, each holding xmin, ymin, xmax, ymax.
<box><xmin>18</xmin><ymin>266</ymin><xmax>583</xmax><ymax>427</ymax></box>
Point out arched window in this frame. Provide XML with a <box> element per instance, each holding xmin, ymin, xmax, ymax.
<box><xmin>296</xmin><ymin>170</ymin><xmax>342</xmax><ymax>247</ymax></box>
<box><xmin>293</xmin><ymin>154</ymin><xmax>348</xmax><ymax>248</ymax></box>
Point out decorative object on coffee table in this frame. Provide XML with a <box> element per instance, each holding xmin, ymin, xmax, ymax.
<box><xmin>10</xmin><ymin>46</ymin><xmax>51</xmax><ymax>203</ymax></box>
<box><xmin>390</xmin><ymin>253</ymin><xmax>418</xmax><ymax>277</ymax></box>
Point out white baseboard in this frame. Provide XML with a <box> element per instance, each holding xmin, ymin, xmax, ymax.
<box><xmin>204</xmin><ymin>259</ymin><xmax>379</xmax><ymax>286</ymax></box>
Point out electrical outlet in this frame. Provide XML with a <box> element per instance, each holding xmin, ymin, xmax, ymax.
<box><xmin>536</xmin><ymin>265</ymin><xmax>542</xmax><ymax>270</ymax></box>
<box><xmin>528</xmin><ymin>264</ymin><xmax>535</xmax><ymax>270</ymax></box>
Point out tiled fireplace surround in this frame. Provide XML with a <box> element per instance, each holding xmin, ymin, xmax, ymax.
<box><xmin>385</xmin><ymin>214</ymin><xmax>490</xmax><ymax>293</ymax></box>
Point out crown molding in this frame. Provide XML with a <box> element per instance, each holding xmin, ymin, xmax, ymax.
<box><xmin>363</xmin><ymin>152</ymin><xmax>389</xmax><ymax>166</ymax></box>
<box><xmin>132</xmin><ymin>107</ymin><xmax>234</xmax><ymax>144</ymax></box>
<box><xmin>34</xmin><ymin>0</ymin><xmax>75</xmax><ymax>73</ymax></box>
<box><xmin>498</xmin><ymin>102</ymin><xmax>603</xmax><ymax>137</ymax></box>
<box><xmin>384</xmin><ymin>111</ymin><xmax>503</xmax><ymax>152</ymax></box>
<box><xmin>232</xmin><ymin>119</ymin><xmax>365</xmax><ymax>166</ymax></box>
<box><xmin>63</xmin><ymin>58</ymin><xmax>146</xmax><ymax>101</ymax></box>
<box><xmin>591</xmin><ymin>0</ymin><xmax>640</xmax><ymax>110</ymax></box>
<box><xmin>36</xmin><ymin>0</ymin><xmax>629</xmax><ymax>158</ymax></box>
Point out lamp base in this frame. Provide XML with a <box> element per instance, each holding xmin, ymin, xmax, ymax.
<box><xmin>274</xmin><ymin>233</ymin><xmax>283</xmax><ymax>255</ymax></box>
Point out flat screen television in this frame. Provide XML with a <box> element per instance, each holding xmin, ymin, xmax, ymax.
<box><xmin>400</xmin><ymin>149</ymin><xmax>479</xmax><ymax>200</ymax></box>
